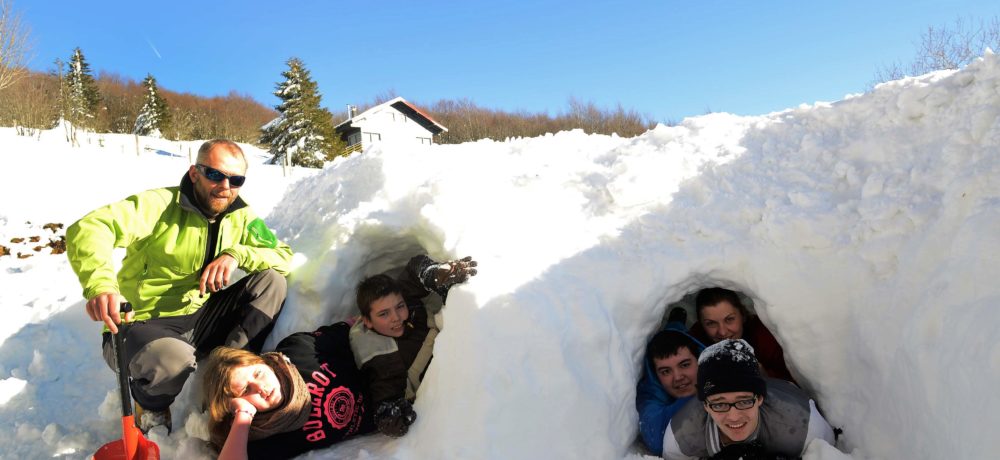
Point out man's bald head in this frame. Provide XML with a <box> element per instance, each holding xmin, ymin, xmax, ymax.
<box><xmin>197</xmin><ymin>139</ymin><xmax>247</xmax><ymax>168</ymax></box>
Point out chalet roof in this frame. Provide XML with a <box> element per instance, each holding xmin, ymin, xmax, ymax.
<box><xmin>335</xmin><ymin>97</ymin><xmax>448</xmax><ymax>135</ymax></box>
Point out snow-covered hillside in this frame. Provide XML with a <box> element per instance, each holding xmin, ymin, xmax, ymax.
<box><xmin>1</xmin><ymin>52</ymin><xmax>998</xmax><ymax>460</ymax></box>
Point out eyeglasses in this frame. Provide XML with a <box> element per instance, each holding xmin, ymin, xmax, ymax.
<box><xmin>196</xmin><ymin>164</ymin><xmax>245</xmax><ymax>187</ymax></box>
<box><xmin>706</xmin><ymin>396</ymin><xmax>759</xmax><ymax>413</ymax></box>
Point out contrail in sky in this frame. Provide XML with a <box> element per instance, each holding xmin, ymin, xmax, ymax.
<box><xmin>145</xmin><ymin>38</ymin><xmax>162</xmax><ymax>59</ymax></box>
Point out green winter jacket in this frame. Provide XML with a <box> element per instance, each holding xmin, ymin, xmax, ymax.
<box><xmin>66</xmin><ymin>175</ymin><xmax>293</xmax><ymax>323</ymax></box>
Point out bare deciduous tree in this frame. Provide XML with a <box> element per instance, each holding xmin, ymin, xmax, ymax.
<box><xmin>0</xmin><ymin>0</ymin><xmax>32</xmax><ymax>91</ymax></box>
<box><xmin>421</xmin><ymin>97</ymin><xmax>657</xmax><ymax>144</ymax></box>
<box><xmin>0</xmin><ymin>69</ymin><xmax>58</xmax><ymax>135</ymax></box>
<box><xmin>872</xmin><ymin>15</ymin><xmax>1000</xmax><ymax>87</ymax></box>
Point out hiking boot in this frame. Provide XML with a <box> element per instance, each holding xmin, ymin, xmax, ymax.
<box><xmin>135</xmin><ymin>402</ymin><xmax>172</xmax><ymax>435</ymax></box>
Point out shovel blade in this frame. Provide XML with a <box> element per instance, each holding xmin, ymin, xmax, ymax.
<box><xmin>92</xmin><ymin>416</ymin><xmax>160</xmax><ymax>460</ymax></box>
<box><xmin>92</xmin><ymin>439</ymin><xmax>160</xmax><ymax>460</ymax></box>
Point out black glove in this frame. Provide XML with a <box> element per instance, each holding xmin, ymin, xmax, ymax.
<box><xmin>401</xmin><ymin>399</ymin><xmax>417</xmax><ymax>426</ymax></box>
<box><xmin>666</xmin><ymin>307</ymin><xmax>688</xmax><ymax>325</ymax></box>
<box><xmin>709</xmin><ymin>440</ymin><xmax>784</xmax><ymax>460</ymax></box>
<box><xmin>421</xmin><ymin>256</ymin><xmax>478</xmax><ymax>296</ymax></box>
<box><xmin>375</xmin><ymin>398</ymin><xmax>417</xmax><ymax>438</ymax></box>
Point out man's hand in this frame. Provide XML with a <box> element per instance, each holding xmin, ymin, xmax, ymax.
<box><xmin>432</xmin><ymin>256</ymin><xmax>478</xmax><ymax>290</ymax></box>
<box><xmin>200</xmin><ymin>253</ymin><xmax>238</xmax><ymax>296</ymax></box>
<box><xmin>86</xmin><ymin>293</ymin><xmax>131</xmax><ymax>334</ymax></box>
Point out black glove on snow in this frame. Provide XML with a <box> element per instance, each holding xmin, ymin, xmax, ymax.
<box><xmin>375</xmin><ymin>398</ymin><xmax>418</xmax><ymax>438</ymax></box>
<box><xmin>419</xmin><ymin>256</ymin><xmax>478</xmax><ymax>299</ymax></box>
<box><xmin>402</xmin><ymin>399</ymin><xmax>417</xmax><ymax>426</ymax></box>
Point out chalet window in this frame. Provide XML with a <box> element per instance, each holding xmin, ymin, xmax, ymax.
<box><xmin>364</xmin><ymin>132</ymin><xmax>381</xmax><ymax>142</ymax></box>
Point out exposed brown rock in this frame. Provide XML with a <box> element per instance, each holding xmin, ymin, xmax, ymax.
<box><xmin>49</xmin><ymin>238</ymin><xmax>67</xmax><ymax>255</ymax></box>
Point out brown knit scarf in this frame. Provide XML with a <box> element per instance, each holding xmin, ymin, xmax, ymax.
<box><xmin>211</xmin><ymin>352</ymin><xmax>311</xmax><ymax>448</ymax></box>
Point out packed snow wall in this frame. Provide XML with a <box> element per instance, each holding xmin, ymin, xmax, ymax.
<box><xmin>5</xmin><ymin>53</ymin><xmax>994</xmax><ymax>459</ymax></box>
<box><xmin>263</xmin><ymin>52</ymin><xmax>1000</xmax><ymax>459</ymax></box>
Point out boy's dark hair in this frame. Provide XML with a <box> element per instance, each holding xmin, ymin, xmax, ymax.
<box><xmin>647</xmin><ymin>330</ymin><xmax>700</xmax><ymax>366</ymax></box>
<box><xmin>356</xmin><ymin>274</ymin><xmax>403</xmax><ymax>318</ymax></box>
<box><xmin>694</xmin><ymin>287</ymin><xmax>749</xmax><ymax>320</ymax></box>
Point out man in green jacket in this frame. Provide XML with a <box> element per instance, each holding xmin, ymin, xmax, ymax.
<box><xmin>66</xmin><ymin>139</ymin><xmax>293</xmax><ymax>432</ymax></box>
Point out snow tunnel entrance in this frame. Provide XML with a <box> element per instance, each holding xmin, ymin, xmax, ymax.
<box><xmin>270</xmin><ymin>230</ymin><xmax>453</xmax><ymax>344</ymax></box>
<box><xmin>348</xmin><ymin>233</ymin><xmax>448</xmax><ymax>315</ymax></box>
<box><xmin>635</xmin><ymin>284</ymin><xmax>805</xmax><ymax>453</ymax></box>
<box><xmin>649</xmin><ymin>285</ymin><xmax>794</xmax><ymax>382</ymax></box>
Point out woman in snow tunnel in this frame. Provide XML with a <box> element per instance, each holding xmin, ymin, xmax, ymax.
<box><xmin>686</xmin><ymin>287</ymin><xmax>794</xmax><ymax>382</ymax></box>
<box><xmin>200</xmin><ymin>254</ymin><xmax>477</xmax><ymax>460</ymax></box>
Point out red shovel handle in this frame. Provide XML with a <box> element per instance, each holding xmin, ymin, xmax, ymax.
<box><xmin>93</xmin><ymin>302</ymin><xmax>160</xmax><ymax>460</ymax></box>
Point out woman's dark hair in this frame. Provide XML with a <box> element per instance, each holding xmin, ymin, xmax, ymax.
<box><xmin>356</xmin><ymin>274</ymin><xmax>403</xmax><ymax>318</ymax></box>
<box><xmin>694</xmin><ymin>287</ymin><xmax>749</xmax><ymax>320</ymax></box>
<box><xmin>647</xmin><ymin>330</ymin><xmax>701</xmax><ymax>366</ymax></box>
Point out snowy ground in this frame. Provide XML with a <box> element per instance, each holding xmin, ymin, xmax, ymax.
<box><xmin>1</xmin><ymin>52</ymin><xmax>999</xmax><ymax>459</ymax></box>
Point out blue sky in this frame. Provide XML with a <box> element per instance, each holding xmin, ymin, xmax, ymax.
<box><xmin>19</xmin><ymin>0</ymin><xmax>1000</xmax><ymax>123</ymax></box>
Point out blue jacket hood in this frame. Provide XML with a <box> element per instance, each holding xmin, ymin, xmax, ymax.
<box><xmin>635</xmin><ymin>321</ymin><xmax>706</xmax><ymax>454</ymax></box>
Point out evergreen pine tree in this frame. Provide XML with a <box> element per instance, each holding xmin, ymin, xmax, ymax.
<box><xmin>133</xmin><ymin>73</ymin><xmax>172</xmax><ymax>137</ymax></box>
<box><xmin>260</xmin><ymin>57</ymin><xmax>343</xmax><ymax>168</ymax></box>
<box><xmin>64</xmin><ymin>47</ymin><xmax>101</xmax><ymax>129</ymax></box>
<box><xmin>52</xmin><ymin>58</ymin><xmax>68</xmax><ymax>122</ymax></box>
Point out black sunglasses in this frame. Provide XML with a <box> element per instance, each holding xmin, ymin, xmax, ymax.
<box><xmin>196</xmin><ymin>164</ymin><xmax>245</xmax><ymax>187</ymax></box>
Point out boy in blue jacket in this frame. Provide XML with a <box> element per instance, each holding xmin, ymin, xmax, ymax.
<box><xmin>636</xmin><ymin>313</ymin><xmax>706</xmax><ymax>454</ymax></box>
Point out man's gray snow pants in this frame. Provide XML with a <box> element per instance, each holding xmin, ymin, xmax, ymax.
<box><xmin>101</xmin><ymin>269</ymin><xmax>286</xmax><ymax>411</ymax></box>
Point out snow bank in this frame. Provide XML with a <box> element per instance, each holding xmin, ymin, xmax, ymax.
<box><xmin>0</xmin><ymin>128</ymin><xmax>288</xmax><ymax>224</ymax></box>
<box><xmin>1</xmin><ymin>52</ymin><xmax>998</xmax><ymax>459</ymax></box>
<box><xmin>267</xmin><ymin>52</ymin><xmax>1000</xmax><ymax>459</ymax></box>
